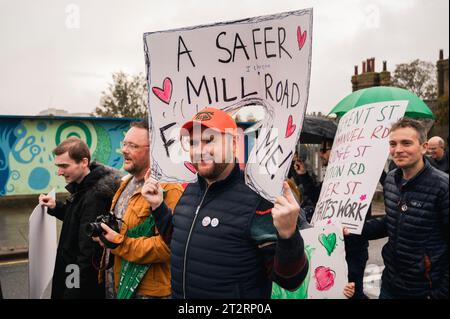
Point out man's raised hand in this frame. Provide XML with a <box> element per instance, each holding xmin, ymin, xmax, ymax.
<box><xmin>141</xmin><ymin>169</ymin><xmax>164</xmax><ymax>210</ymax></box>
<box><xmin>272</xmin><ymin>181</ymin><xmax>300</xmax><ymax>239</ymax></box>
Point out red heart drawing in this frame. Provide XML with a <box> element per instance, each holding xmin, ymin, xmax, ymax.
<box><xmin>297</xmin><ymin>26</ymin><xmax>307</xmax><ymax>50</ymax></box>
<box><xmin>152</xmin><ymin>77</ymin><xmax>172</xmax><ymax>105</ymax></box>
<box><xmin>285</xmin><ymin>115</ymin><xmax>296</xmax><ymax>138</ymax></box>
<box><xmin>184</xmin><ymin>161</ymin><xmax>197</xmax><ymax>174</ymax></box>
<box><xmin>314</xmin><ymin>266</ymin><xmax>336</xmax><ymax>291</ymax></box>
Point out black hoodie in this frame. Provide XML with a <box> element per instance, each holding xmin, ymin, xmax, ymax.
<box><xmin>48</xmin><ymin>162</ymin><xmax>122</xmax><ymax>299</ymax></box>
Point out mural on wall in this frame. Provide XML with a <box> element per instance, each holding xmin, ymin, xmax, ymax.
<box><xmin>0</xmin><ymin>117</ymin><xmax>131</xmax><ymax>196</ymax></box>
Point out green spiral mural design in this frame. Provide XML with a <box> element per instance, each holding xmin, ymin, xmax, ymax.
<box><xmin>92</xmin><ymin>123</ymin><xmax>112</xmax><ymax>164</ymax></box>
<box><xmin>55</xmin><ymin>121</ymin><xmax>93</xmax><ymax>147</ymax></box>
<box><xmin>0</xmin><ymin>117</ymin><xmax>131</xmax><ymax>196</ymax></box>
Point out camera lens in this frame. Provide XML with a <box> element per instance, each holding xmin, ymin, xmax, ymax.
<box><xmin>86</xmin><ymin>222</ymin><xmax>101</xmax><ymax>237</ymax></box>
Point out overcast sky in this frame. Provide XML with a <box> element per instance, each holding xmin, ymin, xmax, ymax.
<box><xmin>0</xmin><ymin>0</ymin><xmax>448</xmax><ymax>116</ymax></box>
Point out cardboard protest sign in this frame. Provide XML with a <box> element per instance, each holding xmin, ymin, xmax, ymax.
<box><xmin>144</xmin><ymin>8</ymin><xmax>313</xmax><ymax>201</ymax></box>
<box><xmin>272</xmin><ymin>220</ymin><xmax>348</xmax><ymax>299</ymax></box>
<box><xmin>29</xmin><ymin>188</ymin><xmax>57</xmax><ymax>299</ymax></box>
<box><xmin>310</xmin><ymin>101</ymin><xmax>408</xmax><ymax>234</ymax></box>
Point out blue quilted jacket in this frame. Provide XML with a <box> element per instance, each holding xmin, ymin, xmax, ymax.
<box><xmin>363</xmin><ymin>159</ymin><xmax>449</xmax><ymax>298</ymax></box>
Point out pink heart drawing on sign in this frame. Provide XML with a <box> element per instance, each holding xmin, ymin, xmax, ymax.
<box><xmin>152</xmin><ymin>77</ymin><xmax>172</xmax><ymax>104</ymax></box>
<box><xmin>184</xmin><ymin>161</ymin><xmax>197</xmax><ymax>174</ymax></box>
<box><xmin>285</xmin><ymin>115</ymin><xmax>296</xmax><ymax>138</ymax></box>
<box><xmin>314</xmin><ymin>266</ymin><xmax>336</xmax><ymax>291</ymax></box>
<box><xmin>297</xmin><ymin>26</ymin><xmax>307</xmax><ymax>50</ymax></box>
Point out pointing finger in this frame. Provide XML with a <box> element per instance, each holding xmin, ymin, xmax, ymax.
<box><xmin>144</xmin><ymin>169</ymin><xmax>151</xmax><ymax>182</ymax></box>
<box><xmin>274</xmin><ymin>195</ymin><xmax>289</xmax><ymax>207</ymax></box>
<box><xmin>282</xmin><ymin>181</ymin><xmax>296</xmax><ymax>204</ymax></box>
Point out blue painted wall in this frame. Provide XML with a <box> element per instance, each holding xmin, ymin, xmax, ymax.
<box><xmin>0</xmin><ymin>116</ymin><xmax>134</xmax><ymax>196</ymax></box>
<box><xmin>0</xmin><ymin>116</ymin><xmax>254</xmax><ymax>196</ymax></box>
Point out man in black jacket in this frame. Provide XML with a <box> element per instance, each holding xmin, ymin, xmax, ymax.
<box><xmin>141</xmin><ymin>107</ymin><xmax>309</xmax><ymax>299</ymax></box>
<box><xmin>39</xmin><ymin>137</ymin><xmax>121</xmax><ymax>299</ymax></box>
<box><xmin>362</xmin><ymin>118</ymin><xmax>449</xmax><ymax>299</ymax></box>
<box><xmin>428</xmin><ymin>136</ymin><xmax>449</xmax><ymax>173</ymax></box>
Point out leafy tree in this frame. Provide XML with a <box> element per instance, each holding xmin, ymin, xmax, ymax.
<box><xmin>94</xmin><ymin>71</ymin><xmax>148</xmax><ymax>118</ymax></box>
<box><xmin>391</xmin><ymin>59</ymin><xmax>437</xmax><ymax>100</ymax></box>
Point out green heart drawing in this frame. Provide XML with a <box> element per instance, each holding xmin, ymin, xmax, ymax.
<box><xmin>319</xmin><ymin>233</ymin><xmax>337</xmax><ymax>256</ymax></box>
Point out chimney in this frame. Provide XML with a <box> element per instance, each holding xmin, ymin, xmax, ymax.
<box><xmin>437</xmin><ymin>49</ymin><xmax>448</xmax><ymax>97</ymax></box>
<box><xmin>362</xmin><ymin>61</ymin><xmax>366</xmax><ymax>73</ymax></box>
<box><xmin>354</xmin><ymin>65</ymin><xmax>358</xmax><ymax>75</ymax></box>
<box><xmin>383</xmin><ymin>61</ymin><xmax>387</xmax><ymax>71</ymax></box>
<box><xmin>366</xmin><ymin>58</ymin><xmax>375</xmax><ymax>72</ymax></box>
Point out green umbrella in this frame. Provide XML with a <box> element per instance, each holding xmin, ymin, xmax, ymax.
<box><xmin>329</xmin><ymin>86</ymin><xmax>434</xmax><ymax>119</ymax></box>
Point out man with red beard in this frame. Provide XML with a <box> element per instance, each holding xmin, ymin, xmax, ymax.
<box><xmin>93</xmin><ymin>120</ymin><xmax>183</xmax><ymax>299</ymax></box>
<box><xmin>141</xmin><ymin>107</ymin><xmax>309</xmax><ymax>299</ymax></box>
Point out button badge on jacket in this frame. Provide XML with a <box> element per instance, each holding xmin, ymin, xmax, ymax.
<box><xmin>211</xmin><ymin>218</ymin><xmax>219</xmax><ymax>227</ymax></box>
<box><xmin>202</xmin><ymin>216</ymin><xmax>211</xmax><ymax>227</ymax></box>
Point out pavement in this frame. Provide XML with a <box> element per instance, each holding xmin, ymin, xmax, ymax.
<box><xmin>0</xmin><ymin>204</ymin><xmax>33</xmax><ymax>261</ymax></box>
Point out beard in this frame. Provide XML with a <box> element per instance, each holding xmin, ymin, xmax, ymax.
<box><xmin>125</xmin><ymin>163</ymin><xmax>138</xmax><ymax>175</ymax></box>
<box><xmin>193</xmin><ymin>160</ymin><xmax>230</xmax><ymax>180</ymax></box>
<box><xmin>124</xmin><ymin>158</ymin><xmax>147</xmax><ymax>177</ymax></box>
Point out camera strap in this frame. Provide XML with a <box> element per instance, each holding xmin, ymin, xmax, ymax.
<box><xmin>99</xmin><ymin>232</ymin><xmax>120</xmax><ymax>249</ymax></box>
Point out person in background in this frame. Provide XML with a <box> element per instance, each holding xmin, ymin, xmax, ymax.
<box><xmin>295</xmin><ymin>138</ymin><xmax>370</xmax><ymax>299</ymax></box>
<box><xmin>288</xmin><ymin>145</ymin><xmax>320</xmax><ymax>223</ymax></box>
<box><xmin>427</xmin><ymin>136</ymin><xmax>449</xmax><ymax>173</ymax></box>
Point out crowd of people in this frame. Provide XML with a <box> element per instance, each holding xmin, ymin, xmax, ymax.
<box><xmin>38</xmin><ymin>107</ymin><xmax>448</xmax><ymax>299</ymax></box>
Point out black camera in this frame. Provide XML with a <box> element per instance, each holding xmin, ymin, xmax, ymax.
<box><xmin>86</xmin><ymin>212</ymin><xmax>120</xmax><ymax>238</ymax></box>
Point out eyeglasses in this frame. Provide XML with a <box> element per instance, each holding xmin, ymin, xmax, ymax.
<box><xmin>319</xmin><ymin>147</ymin><xmax>332</xmax><ymax>153</ymax></box>
<box><xmin>120</xmin><ymin>141</ymin><xmax>149</xmax><ymax>151</ymax></box>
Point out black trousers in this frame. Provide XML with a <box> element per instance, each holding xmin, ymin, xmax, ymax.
<box><xmin>346</xmin><ymin>248</ymin><xmax>369</xmax><ymax>299</ymax></box>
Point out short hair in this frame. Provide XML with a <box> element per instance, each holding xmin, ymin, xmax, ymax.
<box><xmin>53</xmin><ymin>137</ymin><xmax>91</xmax><ymax>163</ymax></box>
<box><xmin>429</xmin><ymin>136</ymin><xmax>445</xmax><ymax>148</ymax></box>
<box><xmin>130</xmin><ymin>118</ymin><xmax>149</xmax><ymax>131</ymax></box>
<box><xmin>390</xmin><ymin>118</ymin><xmax>427</xmax><ymax>144</ymax></box>
<box><xmin>320</xmin><ymin>139</ymin><xmax>333</xmax><ymax>151</ymax></box>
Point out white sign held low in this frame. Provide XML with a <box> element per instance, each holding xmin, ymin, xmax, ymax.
<box><xmin>28</xmin><ymin>188</ymin><xmax>57</xmax><ymax>299</ymax></box>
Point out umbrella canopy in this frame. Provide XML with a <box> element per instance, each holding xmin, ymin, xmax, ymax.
<box><xmin>300</xmin><ymin>115</ymin><xmax>337</xmax><ymax>144</ymax></box>
<box><xmin>329</xmin><ymin>86</ymin><xmax>434</xmax><ymax>119</ymax></box>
